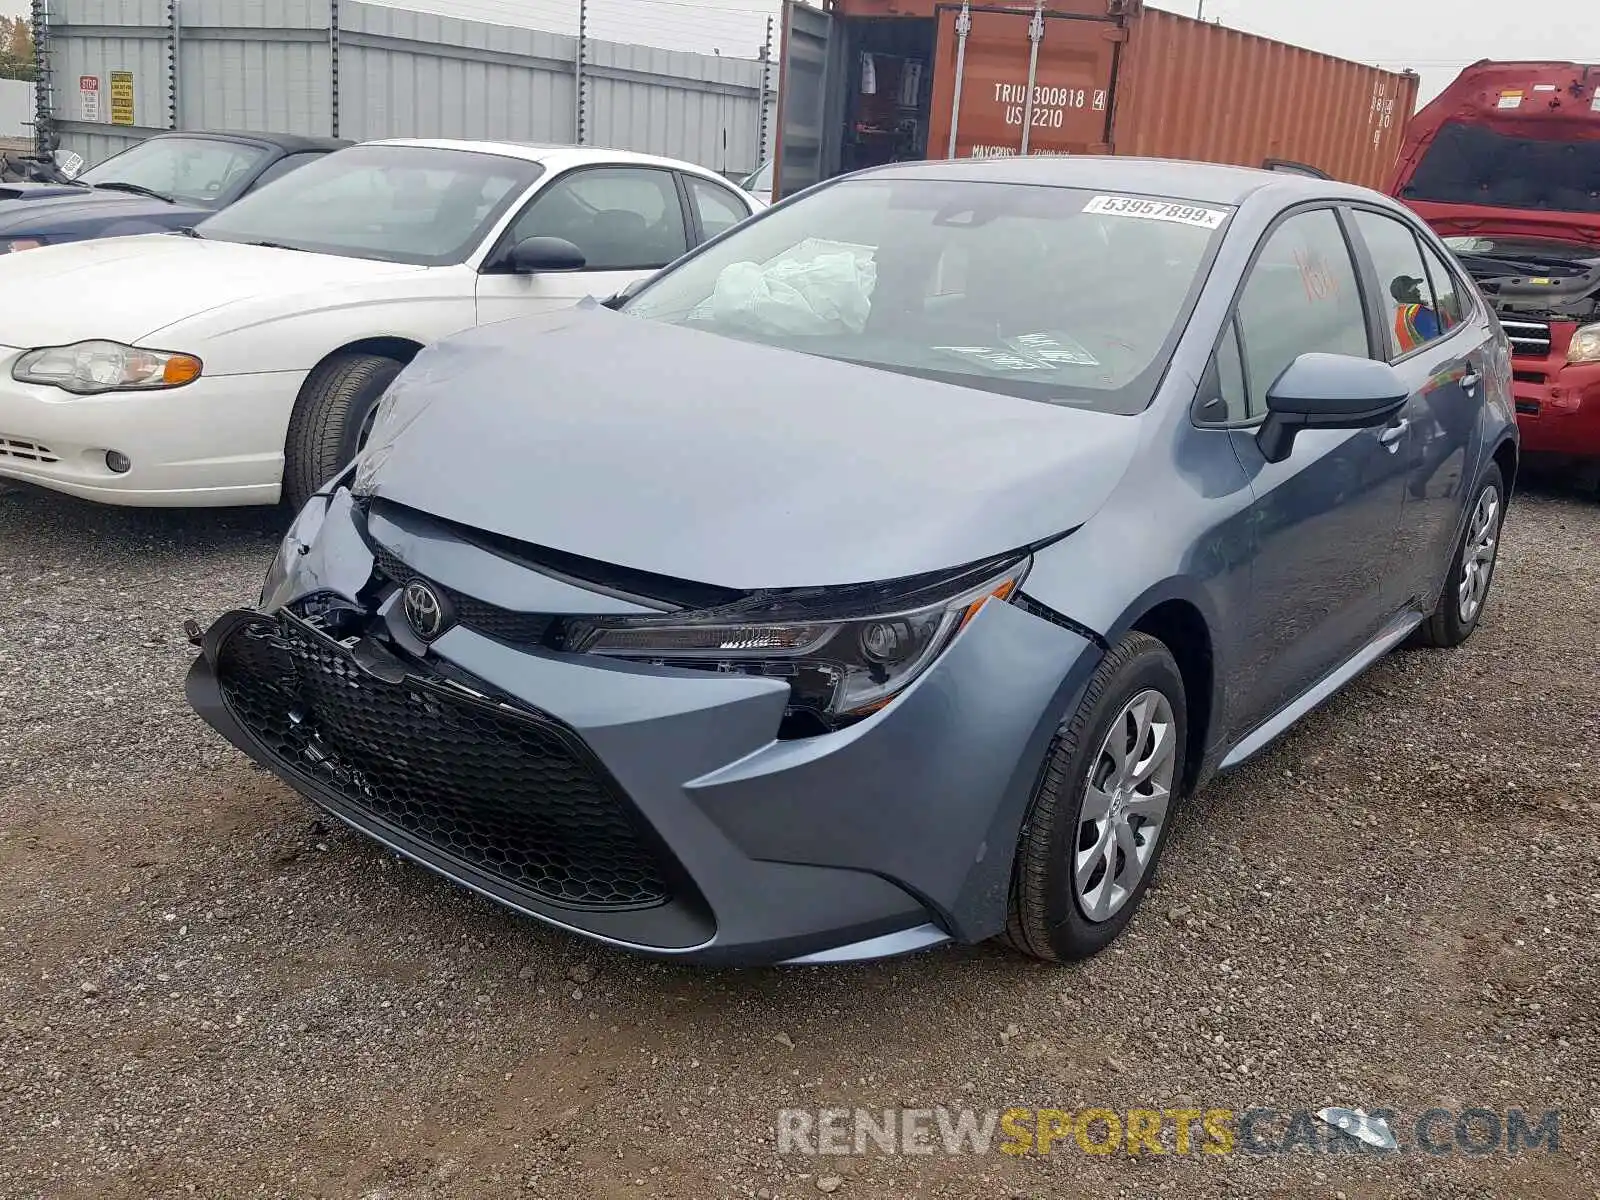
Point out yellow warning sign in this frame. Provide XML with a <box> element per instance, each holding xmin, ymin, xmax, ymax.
<box><xmin>109</xmin><ymin>71</ymin><xmax>135</xmax><ymax>126</ymax></box>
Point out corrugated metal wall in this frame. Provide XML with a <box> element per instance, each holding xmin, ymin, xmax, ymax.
<box><xmin>1113</xmin><ymin>7</ymin><xmax>1418</xmax><ymax>191</ymax></box>
<box><xmin>0</xmin><ymin>78</ymin><xmax>31</xmax><ymax>140</ymax></box>
<box><xmin>585</xmin><ymin>39</ymin><xmax>769</xmax><ymax>176</ymax></box>
<box><xmin>339</xmin><ymin>3</ymin><xmax>577</xmax><ymax>143</ymax></box>
<box><xmin>179</xmin><ymin>0</ymin><xmax>334</xmax><ymax>137</ymax></box>
<box><xmin>43</xmin><ymin>0</ymin><xmax>776</xmax><ymax>174</ymax></box>
<box><xmin>48</xmin><ymin>0</ymin><xmax>170</xmax><ymax>164</ymax></box>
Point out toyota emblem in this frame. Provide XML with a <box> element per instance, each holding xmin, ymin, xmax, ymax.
<box><xmin>402</xmin><ymin>579</ymin><xmax>450</xmax><ymax>641</ymax></box>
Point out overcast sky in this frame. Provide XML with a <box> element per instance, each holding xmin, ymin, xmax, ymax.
<box><xmin>4</xmin><ymin>0</ymin><xmax>1595</xmax><ymax>105</ymax></box>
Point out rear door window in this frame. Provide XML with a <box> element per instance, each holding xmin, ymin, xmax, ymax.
<box><xmin>685</xmin><ymin>176</ymin><xmax>752</xmax><ymax>241</ymax></box>
<box><xmin>743</xmin><ymin>161</ymin><xmax>773</xmax><ymax>194</ymax></box>
<box><xmin>1417</xmin><ymin>240</ymin><xmax>1468</xmax><ymax>334</ymax></box>
<box><xmin>1351</xmin><ymin>209</ymin><xmax>1453</xmax><ymax>359</ymax></box>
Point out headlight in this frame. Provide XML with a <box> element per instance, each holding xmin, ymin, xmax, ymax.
<box><xmin>0</xmin><ymin>237</ymin><xmax>46</xmax><ymax>254</ymax></box>
<box><xmin>1569</xmin><ymin>322</ymin><xmax>1600</xmax><ymax>365</ymax></box>
<box><xmin>12</xmin><ymin>340</ymin><xmax>203</xmax><ymax>395</ymax></box>
<box><xmin>569</xmin><ymin>557</ymin><xmax>1031</xmax><ymax>734</ymax></box>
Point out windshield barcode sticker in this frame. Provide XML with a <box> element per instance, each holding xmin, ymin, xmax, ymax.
<box><xmin>1082</xmin><ymin>196</ymin><xmax>1227</xmax><ymax>229</ymax></box>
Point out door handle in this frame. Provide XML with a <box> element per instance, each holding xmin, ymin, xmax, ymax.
<box><xmin>1380</xmin><ymin>419</ymin><xmax>1410</xmax><ymax>451</ymax></box>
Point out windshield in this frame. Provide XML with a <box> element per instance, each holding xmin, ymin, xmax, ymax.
<box><xmin>623</xmin><ymin>178</ymin><xmax>1230</xmax><ymax>413</ymax></box>
<box><xmin>1400</xmin><ymin>121</ymin><xmax>1600</xmax><ymax>215</ymax></box>
<box><xmin>194</xmin><ymin>145</ymin><xmax>543</xmax><ymax>265</ymax></box>
<box><xmin>79</xmin><ymin>136</ymin><xmax>271</xmax><ymax>206</ymax></box>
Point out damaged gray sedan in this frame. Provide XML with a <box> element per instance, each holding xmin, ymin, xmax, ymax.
<box><xmin>186</xmin><ymin>157</ymin><xmax>1517</xmax><ymax>966</ymax></box>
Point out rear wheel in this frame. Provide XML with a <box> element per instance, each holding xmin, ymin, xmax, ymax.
<box><xmin>1414</xmin><ymin>464</ymin><xmax>1504</xmax><ymax>649</ymax></box>
<box><xmin>282</xmin><ymin>353</ymin><xmax>405</xmax><ymax>513</ymax></box>
<box><xmin>1003</xmin><ymin>632</ymin><xmax>1187</xmax><ymax>962</ymax></box>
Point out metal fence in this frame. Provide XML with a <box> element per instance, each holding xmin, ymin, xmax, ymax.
<box><xmin>0</xmin><ymin>78</ymin><xmax>31</xmax><ymax>140</ymax></box>
<box><xmin>35</xmin><ymin>0</ymin><xmax>776</xmax><ymax>176</ymax></box>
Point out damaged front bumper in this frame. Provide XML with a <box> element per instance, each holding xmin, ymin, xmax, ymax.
<box><xmin>184</xmin><ymin>487</ymin><xmax>1101</xmax><ymax>966</ymax></box>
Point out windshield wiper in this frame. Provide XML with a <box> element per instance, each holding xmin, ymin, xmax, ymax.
<box><xmin>89</xmin><ymin>180</ymin><xmax>176</xmax><ymax>204</ymax></box>
<box><xmin>1458</xmin><ymin>251</ymin><xmax>1593</xmax><ymax>277</ymax></box>
<box><xmin>246</xmin><ymin>240</ymin><xmax>306</xmax><ymax>252</ymax></box>
<box><xmin>174</xmin><ymin>226</ymin><xmax>205</xmax><ymax>238</ymax></box>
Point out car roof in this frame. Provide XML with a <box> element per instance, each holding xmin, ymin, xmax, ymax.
<box><xmin>853</xmin><ymin>155</ymin><xmax>1389</xmax><ymax>207</ymax></box>
<box><xmin>361</xmin><ymin>138</ymin><xmax>727</xmax><ymax>177</ymax></box>
<box><xmin>149</xmin><ymin>130</ymin><xmax>352</xmax><ymax>153</ymax></box>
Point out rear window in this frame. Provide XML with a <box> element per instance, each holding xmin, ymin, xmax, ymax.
<box><xmin>623</xmin><ymin>178</ymin><xmax>1231</xmax><ymax>415</ymax></box>
<box><xmin>743</xmin><ymin>161</ymin><xmax>773</xmax><ymax>193</ymax></box>
<box><xmin>1400</xmin><ymin>121</ymin><xmax>1600</xmax><ymax>215</ymax></box>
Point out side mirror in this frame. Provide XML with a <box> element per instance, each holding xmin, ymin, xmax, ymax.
<box><xmin>501</xmin><ymin>235</ymin><xmax>586</xmax><ymax>274</ymax></box>
<box><xmin>1257</xmin><ymin>353</ymin><xmax>1409</xmax><ymax>463</ymax></box>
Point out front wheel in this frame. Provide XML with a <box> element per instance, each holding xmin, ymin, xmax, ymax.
<box><xmin>1003</xmin><ymin>632</ymin><xmax>1187</xmax><ymax>962</ymax></box>
<box><xmin>281</xmin><ymin>353</ymin><xmax>406</xmax><ymax>513</ymax></box>
<box><xmin>1414</xmin><ymin>464</ymin><xmax>1504</xmax><ymax>649</ymax></box>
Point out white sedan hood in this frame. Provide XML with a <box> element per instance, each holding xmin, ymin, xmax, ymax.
<box><xmin>0</xmin><ymin>234</ymin><xmax>424</xmax><ymax>347</ymax></box>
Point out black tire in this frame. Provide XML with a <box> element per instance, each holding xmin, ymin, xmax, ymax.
<box><xmin>1003</xmin><ymin>632</ymin><xmax>1188</xmax><ymax>963</ymax></box>
<box><xmin>281</xmin><ymin>353</ymin><xmax>406</xmax><ymax>513</ymax></box>
<box><xmin>1413</xmin><ymin>463</ymin><xmax>1505</xmax><ymax>649</ymax></box>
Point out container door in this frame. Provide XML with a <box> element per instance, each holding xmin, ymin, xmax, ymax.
<box><xmin>927</xmin><ymin>3</ymin><xmax>1124</xmax><ymax>160</ymax></box>
<box><xmin>773</xmin><ymin>0</ymin><xmax>845</xmax><ymax>201</ymax></box>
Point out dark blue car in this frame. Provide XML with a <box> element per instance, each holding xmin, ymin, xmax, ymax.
<box><xmin>0</xmin><ymin>130</ymin><xmax>349</xmax><ymax>255</ymax></box>
<box><xmin>187</xmin><ymin>157</ymin><xmax>1519</xmax><ymax>967</ymax></box>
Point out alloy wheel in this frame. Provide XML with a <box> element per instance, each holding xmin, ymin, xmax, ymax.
<box><xmin>1075</xmin><ymin>688</ymin><xmax>1176</xmax><ymax>923</ymax></box>
<box><xmin>1457</xmin><ymin>486</ymin><xmax>1501</xmax><ymax>625</ymax></box>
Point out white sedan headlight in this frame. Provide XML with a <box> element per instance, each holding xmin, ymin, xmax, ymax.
<box><xmin>12</xmin><ymin>340</ymin><xmax>203</xmax><ymax>395</ymax></box>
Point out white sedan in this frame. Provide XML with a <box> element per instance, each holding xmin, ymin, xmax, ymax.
<box><xmin>0</xmin><ymin>139</ymin><xmax>762</xmax><ymax>510</ymax></box>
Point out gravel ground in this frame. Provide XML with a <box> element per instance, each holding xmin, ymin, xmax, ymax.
<box><xmin>1</xmin><ymin>476</ymin><xmax>1596</xmax><ymax>1200</ymax></box>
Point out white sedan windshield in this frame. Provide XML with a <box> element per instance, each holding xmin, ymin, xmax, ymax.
<box><xmin>624</xmin><ymin>177</ymin><xmax>1231</xmax><ymax>413</ymax></box>
<box><xmin>195</xmin><ymin>145</ymin><xmax>543</xmax><ymax>265</ymax></box>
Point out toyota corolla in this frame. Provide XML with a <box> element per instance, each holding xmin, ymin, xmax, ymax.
<box><xmin>186</xmin><ymin>157</ymin><xmax>1518</xmax><ymax>966</ymax></box>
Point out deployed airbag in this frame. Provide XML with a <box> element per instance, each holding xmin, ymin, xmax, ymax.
<box><xmin>701</xmin><ymin>238</ymin><xmax>878</xmax><ymax>335</ymax></box>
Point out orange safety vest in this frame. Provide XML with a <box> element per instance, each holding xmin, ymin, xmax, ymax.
<box><xmin>1394</xmin><ymin>303</ymin><xmax>1439</xmax><ymax>353</ymax></box>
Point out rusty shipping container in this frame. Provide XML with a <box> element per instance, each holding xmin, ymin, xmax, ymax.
<box><xmin>772</xmin><ymin>0</ymin><xmax>1419</xmax><ymax>198</ymax></box>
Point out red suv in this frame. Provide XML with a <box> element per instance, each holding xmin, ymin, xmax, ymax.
<box><xmin>1390</xmin><ymin>61</ymin><xmax>1600</xmax><ymax>480</ymax></box>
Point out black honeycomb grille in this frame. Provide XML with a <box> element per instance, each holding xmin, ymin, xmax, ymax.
<box><xmin>216</xmin><ymin>617</ymin><xmax>670</xmax><ymax>910</ymax></box>
<box><xmin>372</xmin><ymin>546</ymin><xmax>552</xmax><ymax>646</ymax></box>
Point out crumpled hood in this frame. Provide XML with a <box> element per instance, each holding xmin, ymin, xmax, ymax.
<box><xmin>0</xmin><ymin>234</ymin><xmax>424</xmax><ymax>347</ymax></box>
<box><xmin>359</xmin><ymin>304</ymin><xmax>1144</xmax><ymax>589</ymax></box>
